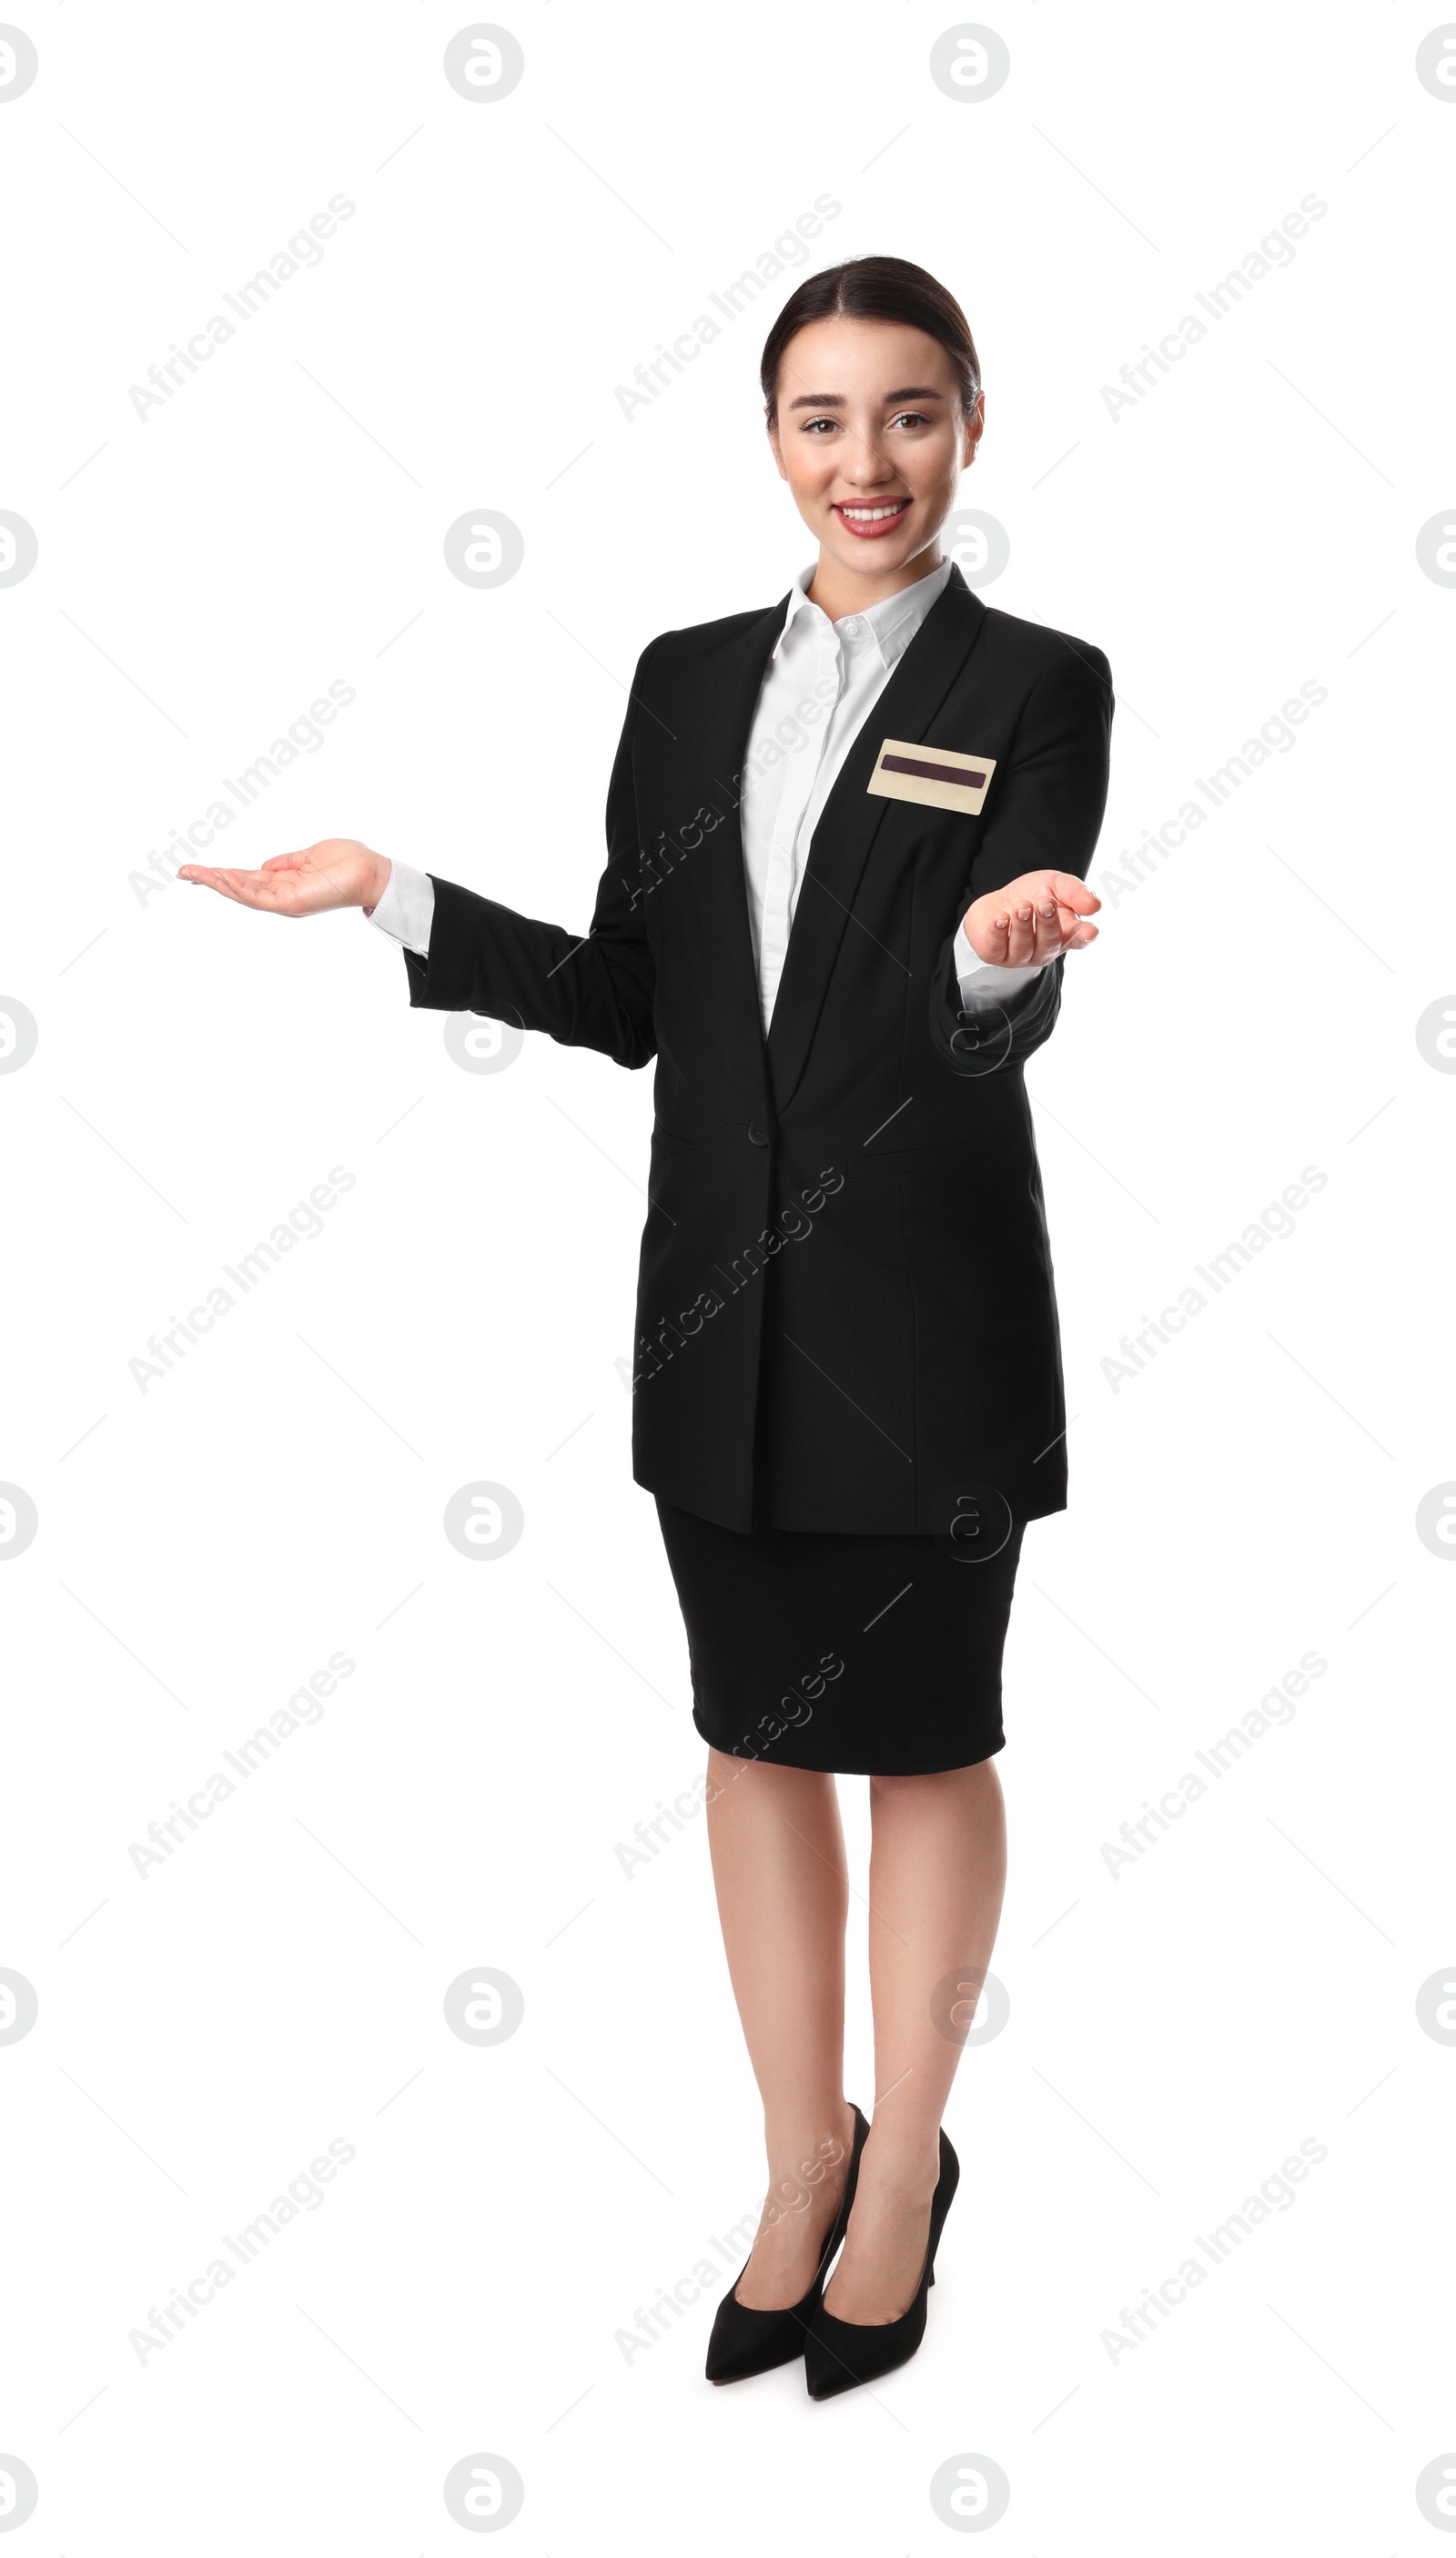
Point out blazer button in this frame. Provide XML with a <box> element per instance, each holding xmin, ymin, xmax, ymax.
<box><xmin>746</xmin><ymin>1119</ymin><xmax>769</xmax><ymax>1147</ymax></box>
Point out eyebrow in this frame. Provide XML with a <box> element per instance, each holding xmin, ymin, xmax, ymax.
<box><xmin>786</xmin><ymin>385</ymin><xmax>948</xmax><ymax>410</ymax></box>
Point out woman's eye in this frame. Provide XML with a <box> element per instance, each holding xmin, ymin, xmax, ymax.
<box><xmin>801</xmin><ymin>416</ymin><xmax>838</xmax><ymax>433</ymax></box>
<box><xmin>891</xmin><ymin>410</ymin><xmax>932</xmax><ymax>430</ymax></box>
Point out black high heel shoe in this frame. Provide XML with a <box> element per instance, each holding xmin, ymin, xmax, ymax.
<box><xmin>704</xmin><ymin>2105</ymin><xmax>870</xmax><ymax>2384</ymax></box>
<box><xmin>804</xmin><ymin>2126</ymin><xmax>959</xmax><ymax>2400</ymax></box>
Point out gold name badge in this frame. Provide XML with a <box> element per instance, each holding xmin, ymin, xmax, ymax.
<box><xmin>866</xmin><ymin>739</ymin><xmax>996</xmax><ymax>815</ymax></box>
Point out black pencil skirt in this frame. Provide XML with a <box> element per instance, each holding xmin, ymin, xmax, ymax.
<box><xmin>654</xmin><ymin>1498</ymin><xmax>1026</xmax><ymax>1776</ymax></box>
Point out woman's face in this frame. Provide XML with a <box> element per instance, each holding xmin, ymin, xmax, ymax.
<box><xmin>767</xmin><ymin>316</ymin><xmax>982</xmax><ymax>582</ymax></box>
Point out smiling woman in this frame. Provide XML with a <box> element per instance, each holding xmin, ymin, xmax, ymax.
<box><xmin>763</xmin><ymin>262</ymin><xmax>984</xmax><ymax>599</ymax></box>
<box><xmin>177</xmin><ymin>249</ymin><xmax>1114</xmax><ymax>2409</ymax></box>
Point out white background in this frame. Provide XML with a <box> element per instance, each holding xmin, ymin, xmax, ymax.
<box><xmin>3</xmin><ymin>2</ymin><xmax>1454</xmax><ymax>2548</ymax></box>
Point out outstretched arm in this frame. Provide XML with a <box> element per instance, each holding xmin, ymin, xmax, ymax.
<box><xmin>179</xmin><ymin>638</ymin><xmax>663</xmax><ymax>1070</ymax></box>
<box><xmin>932</xmin><ymin>642</ymin><xmax>1114</xmax><ymax>1074</ymax></box>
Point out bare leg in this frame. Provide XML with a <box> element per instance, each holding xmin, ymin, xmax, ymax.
<box><xmin>704</xmin><ymin>1746</ymin><xmax>857</xmax><ymax>2310</ymax></box>
<box><xmin>823</xmin><ymin>1757</ymin><xmax>1006</xmax><ymax>2322</ymax></box>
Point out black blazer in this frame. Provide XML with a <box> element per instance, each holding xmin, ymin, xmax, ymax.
<box><xmin>403</xmin><ymin>563</ymin><xmax>1113</xmax><ymax>1534</ymax></box>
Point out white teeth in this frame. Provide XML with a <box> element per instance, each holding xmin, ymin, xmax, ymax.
<box><xmin>840</xmin><ymin>503</ymin><xmax>907</xmax><ymax>521</ymax></box>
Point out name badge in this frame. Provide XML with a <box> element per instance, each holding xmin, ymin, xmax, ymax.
<box><xmin>866</xmin><ymin>738</ymin><xmax>996</xmax><ymax>816</ymax></box>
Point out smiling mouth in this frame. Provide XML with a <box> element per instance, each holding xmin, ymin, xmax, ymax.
<box><xmin>833</xmin><ymin>498</ymin><xmax>913</xmax><ymax>538</ymax></box>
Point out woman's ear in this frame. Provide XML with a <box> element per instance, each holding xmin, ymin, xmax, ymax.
<box><xmin>766</xmin><ymin>415</ymin><xmax>789</xmax><ymax>482</ymax></box>
<box><xmin>956</xmin><ymin>391</ymin><xmax>982</xmax><ymax>473</ymax></box>
<box><xmin>963</xmin><ymin>390</ymin><xmax>986</xmax><ymax>468</ymax></box>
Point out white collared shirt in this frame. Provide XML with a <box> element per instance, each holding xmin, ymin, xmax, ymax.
<box><xmin>366</xmin><ymin>560</ymin><xmax>1046</xmax><ymax>1023</ymax></box>
<box><xmin>735</xmin><ymin>558</ymin><xmax>1038</xmax><ymax>1029</ymax></box>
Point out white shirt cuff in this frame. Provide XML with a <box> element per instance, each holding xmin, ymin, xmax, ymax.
<box><xmin>365</xmin><ymin>858</ymin><xmax>434</xmax><ymax>957</ymax></box>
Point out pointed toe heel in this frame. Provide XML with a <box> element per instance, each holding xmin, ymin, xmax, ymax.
<box><xmin>704</xmin><ymin>2104</ymin><xmax>869</xmax><ymax>2384</ymax></box>
<box><xmin>804</xmin><ymin>2128</ymin><xmax>959</xmax><ymax>2401</ymax></box>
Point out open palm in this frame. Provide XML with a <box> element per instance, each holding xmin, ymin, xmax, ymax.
<box><xmin>177</xmin><ymin>838</ymin><xmax>389</xmax><ymax>918</ymax></box>
<box><xmin>962</xmin><ymin>869</ymin><xmax>1100</xmax><ymax>966</ymax></box>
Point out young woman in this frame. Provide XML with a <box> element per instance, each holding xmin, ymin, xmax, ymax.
<box><xmin>181</xmin><ymin>257</ymin><xmax>1113</xmax><ymax>2399</ymax></box>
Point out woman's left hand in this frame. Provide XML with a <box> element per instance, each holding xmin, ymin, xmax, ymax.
<box><xmin>961</xmin><ymin>870</ymin><xmax>1100</xmax><ymax>966</ymax></box>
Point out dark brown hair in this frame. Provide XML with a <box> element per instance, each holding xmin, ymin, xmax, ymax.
<box><xmin>760</xmin><ymin>256</ymin><xmax>981</xmax><ymax>429</ymax></box>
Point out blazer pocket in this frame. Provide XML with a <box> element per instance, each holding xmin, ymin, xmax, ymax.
<box><xmin>650</xmin><ymin>1125</ymin><xmax>701</xmax><ymax>1162</ymax></box>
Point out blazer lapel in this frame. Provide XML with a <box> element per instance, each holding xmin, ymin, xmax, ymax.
<box><xmin>682</xmin><ymin>594</ymin><xmax>789</xmax><ymax>1096</ymax></box>
<box><xmin>764</xmin><ymin>564</ymin><xmax>988</xmax><ymax>1114</ymax></box>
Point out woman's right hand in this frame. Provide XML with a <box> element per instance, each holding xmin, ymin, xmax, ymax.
<box><xmin>177</xmin><ymin>838</ymin><xmax>390</xmax><ymax>918</ymax></box>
